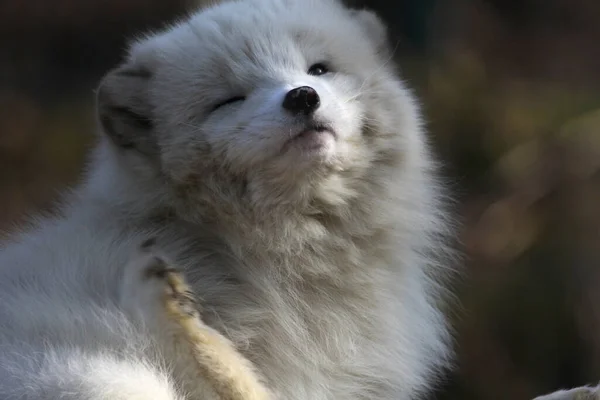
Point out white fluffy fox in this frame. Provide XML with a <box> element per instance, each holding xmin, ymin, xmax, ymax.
<box><xmin>0</xmin><ymin>0</ymin><xmax>454</xmax><ymax>398</ymax></box>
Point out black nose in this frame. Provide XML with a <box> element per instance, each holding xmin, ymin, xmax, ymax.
<box><xmin>282</xmin><ymin>86</ymin><xmax>320</xmax><ymax>115</ymax></box>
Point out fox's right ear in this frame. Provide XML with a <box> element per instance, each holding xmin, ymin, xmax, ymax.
<box><xmin>350</xmin><ymin>8</ymin><xmax>392</xmax><ymax>58</ymax></box>
<box><xmin>96</xmin><ymin>62</ymin><xmax>158</xmax><ymax>156</ymax></box>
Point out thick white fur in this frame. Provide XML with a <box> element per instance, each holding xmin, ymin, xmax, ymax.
<box><xmin>0</xmin><ymin>0</ymin><xmax>454</xmax><ymax>399</ymax></box>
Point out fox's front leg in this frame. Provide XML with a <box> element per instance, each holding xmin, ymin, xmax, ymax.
<box><xmin>121</xmin><ymin>238</ymin><xmax>273</xmax><ymax>400</ymax></box>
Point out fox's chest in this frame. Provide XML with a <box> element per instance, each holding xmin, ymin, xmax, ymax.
<box><xmin>198</xmin><ymin>278</ymin><xmax>395</xmax><ymax>400</ymax></box>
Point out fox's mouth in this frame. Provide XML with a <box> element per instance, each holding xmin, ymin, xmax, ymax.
<box><xmin>282</xmin><ymin>122</ymin><xmax>337</xmax><ymax>154</ymax></box>
<box><xmin>294</xmin><ymin>123</ymin><xmax>336</xmax><ymax>139</ymax></box>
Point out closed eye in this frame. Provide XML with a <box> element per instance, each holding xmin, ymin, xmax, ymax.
<box><xmin>212</xmin><ymin>96</ymin><xmax>246</xmax><ymax>111</ymax></box>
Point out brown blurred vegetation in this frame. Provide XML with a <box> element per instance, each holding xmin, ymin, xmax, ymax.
<box><xmin>1</xmin><ymin>1</ymin><xmax>599</xmax><ymax>399</ymax></box>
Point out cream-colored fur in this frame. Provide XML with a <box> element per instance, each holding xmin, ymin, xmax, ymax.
<box><xmin>0</xmin><ymin>0</ymin><xmax>455</xmax><ymax>399</ymax></box>
<box><xmin>129</xmin><ymin>240</ymin><xmax>272</xmax><ymax>400</ymax></box>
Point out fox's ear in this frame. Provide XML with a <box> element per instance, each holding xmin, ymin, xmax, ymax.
<box><xmin>96</xmin><ymin>61</ymin><xmax>158</xmax><ymax>156</ymax></box>
<box><xmin>350</xmin><ymin>8</ymin><xmax>392</xmax><ymax>58</ymax></box>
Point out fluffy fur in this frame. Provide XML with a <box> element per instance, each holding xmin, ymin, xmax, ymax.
<box><xmin>125</xmin><ymin>241</ymin><xmax>273</xmax><ymax>400</ymax></box>
<box><xmin>0</xmin><ymin>0</ymin><xmax>454</xmax><ymax>398</ymax></box>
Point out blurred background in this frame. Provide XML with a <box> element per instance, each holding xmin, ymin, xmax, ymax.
<box><xmin>1</xmin><ymin>0</ymin><xmax>599</xmax><ymax>398</ymax></box>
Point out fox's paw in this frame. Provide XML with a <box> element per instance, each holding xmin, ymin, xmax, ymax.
<box><xmin>120</xmin><ymin>237</ymin><xmax>200</xmax><ymax>324</ymax></box>
<box><xmin>140</xmin><ymin>244</ymin><xmax>202</xmax><ymax>321</ymax></box>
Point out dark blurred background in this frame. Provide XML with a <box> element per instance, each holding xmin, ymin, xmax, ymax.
<box><xmin>1</xmin><ymin>1</ymin><xmax>599</xmax><ymax>399</ymax></box>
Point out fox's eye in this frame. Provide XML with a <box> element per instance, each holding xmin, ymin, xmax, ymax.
<box><xmin>212</xmin><ymin>96</ymin><xmax>246</xmax><ymax>111</ymax></box>
<box><xmin>307</xmin><ymin>63</ymin><xmax>329</xmax><ymax>76</ymax></box>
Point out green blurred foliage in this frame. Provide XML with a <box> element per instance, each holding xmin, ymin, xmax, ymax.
<box><xmin>1</xmin><ymin>1</ymin><xmax>599</xmax><ymax>399</ymax></box>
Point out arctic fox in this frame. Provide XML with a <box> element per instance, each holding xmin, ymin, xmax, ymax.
<box><xmin>0</xmin><ymin>0</ymin><xmax>454</xmax><ymax>399</ymax></box>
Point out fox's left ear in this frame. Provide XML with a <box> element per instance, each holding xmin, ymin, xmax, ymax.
<box><xmin>350</xmin><ymin>8</ymin><xmax>392</xmax><ymax>58</ymax></box>
<box><xmin>96</xmin><ymin>58</ymin><xmax>158</xmax><ymax>156</ymax></box>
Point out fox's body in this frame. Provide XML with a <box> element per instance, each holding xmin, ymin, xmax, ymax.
<box><xmin>0</xmin><ymin>0</ymin><xmax>454</xmax><ymax>399</ymax></box>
